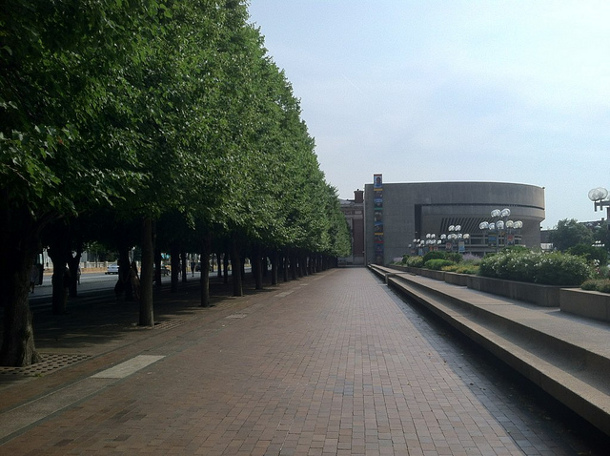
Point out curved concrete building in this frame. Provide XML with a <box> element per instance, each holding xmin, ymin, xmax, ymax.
<box><xmin>364</xmin><ymin>179</ymin><xmax>545</xmax><ymax>264</ymax></box>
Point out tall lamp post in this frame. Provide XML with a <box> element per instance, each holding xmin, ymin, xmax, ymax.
<box><xmin>588</xmin><ymin>187</ymin><xmax>610</xmax><ymax>220</ymax></box>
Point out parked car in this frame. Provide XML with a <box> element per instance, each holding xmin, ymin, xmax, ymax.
<box><xmin>106</xmin><ymin>264</ymin><xmax>119</xmax><ymax>274</ymax></box>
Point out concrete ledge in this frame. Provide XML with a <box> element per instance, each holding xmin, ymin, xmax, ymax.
<box><xmin>443</xmin><ymin>272</ymin><xmax>469</xmax><ymax>287</ymax></box>
<box><xmin>387</xmin><ymin>264</ymin><xmax>565</xmax><ymax>307</ymax></box>
<box><xmin>467</xmin><ymin>275</ymin><xmax>564</xmax><ymax>307</ymax></box>
<box><xmin>561</xmin><ymin>288</ymin><xmax>610</xmax><ymax>323</ymax></box>
<box><xmin>368</xmin><ymin>264</ymin><xmax>610</xmax><ymax>438</ymax></box>
<box><xmin>416</xmin><ymin>268</ymin><xmax>445</xmax><ymax>281</ymax></box>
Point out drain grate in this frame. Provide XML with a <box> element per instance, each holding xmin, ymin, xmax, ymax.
<box><xmin>0</xmin><ymin>353</ymin><xmax>90</xmax><ymax>377</ymax></box>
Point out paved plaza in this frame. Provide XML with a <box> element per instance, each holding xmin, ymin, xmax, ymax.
<box><xmin>0</xmin><ymin>268</ymin><xmax>602</xmax><ymax>455</ymax></box>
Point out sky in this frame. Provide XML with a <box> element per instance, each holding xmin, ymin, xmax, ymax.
<box><xmin>247</xmin><ymin>0</ymin><xmax>610</xmax><ymax>229</ymax></box>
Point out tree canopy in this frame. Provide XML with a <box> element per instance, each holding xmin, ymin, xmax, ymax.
<box><xmin>0</xmin><ymin>0</ymin><xmax>351</xmax><ymax>366</ymax></box>
<box><xmin>550</xmin><ymin>219</ymin><xmax>594</xmax><ymax>252</ymax></box>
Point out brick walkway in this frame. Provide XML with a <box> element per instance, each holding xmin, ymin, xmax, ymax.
<box><xmin>0</xmin><ymin>268</ymin><xmax>594</xmax><ymax>455</ymax></box>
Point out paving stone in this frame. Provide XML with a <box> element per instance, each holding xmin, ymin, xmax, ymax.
<box><xmin>0</xmin><ymin>269</ymin><xmax>605</xmax><ymax>454</ymax></box>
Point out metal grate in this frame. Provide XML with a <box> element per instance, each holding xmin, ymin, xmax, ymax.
<box><xmin>0</xmin><ymin>353</ymin><xmax>90</xmax><ymax>377</ymax></box>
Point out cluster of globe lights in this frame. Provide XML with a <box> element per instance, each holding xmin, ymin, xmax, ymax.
<box><xmin>417</xmin><ymin>225</ymin><xmax>470</xmax><ymax>248</ymax></box>
<box><xmin>478</xmin><ymin>208</ymin><xmax>523</xmax><ymax>231</ymax></box>
<box><xmin>442</xmin><ymin>225</ymin><xmax>470</xmax><ymax>243</ymax></box>
<box><xmin>588</xmin><ymin>187</ymin><xmax>609</xmax><ymax>203</ymax></box>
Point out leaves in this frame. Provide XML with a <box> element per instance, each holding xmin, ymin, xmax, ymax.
<box><xmin>1</xmin><ymin>0</ymin><xmax>350</xmax><ymax>255</ymax></box>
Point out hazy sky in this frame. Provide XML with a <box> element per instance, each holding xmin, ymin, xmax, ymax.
<box><xmin>247</xmin><ymin>1</ymin><xmax>610</xmax><ymax>229</ymax></box>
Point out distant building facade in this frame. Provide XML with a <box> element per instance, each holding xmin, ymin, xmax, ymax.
<box><xmin>339</xmin><ymin>190</ymin><xmax>365</xmax><ymax>265</ymax></box>
<box><xmin>363</xmin><ymin>178</ymin><xmax>545</xmax><ymax>265</ymax></box>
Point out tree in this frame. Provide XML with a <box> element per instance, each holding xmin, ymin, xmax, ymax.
<box><xmin>0</xmin><ymin>0</ymin><xmax>351</xmax><ymax>365</ymax></box>
<box><xmin>550</xmin><ymin>219</ymin><xmax>594</xmax><ymax>252</ymax></box>
<box><xmin>0</xmin><ymin>1</ymin><xmax>153</xmax><ymax>366</ymax></box>
<box><xmin>567</xmin><ymin>243</ymin><xmax>608</xmax><ymax>265</ymax></box>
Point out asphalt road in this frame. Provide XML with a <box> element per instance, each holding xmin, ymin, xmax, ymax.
<box><xmin>28</xmin><ymin>271</ymin><xmax>194</xmax><ymax>307</ymax></box>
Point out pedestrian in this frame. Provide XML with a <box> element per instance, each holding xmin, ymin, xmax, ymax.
<box><xmin>30</xmin><ymin>264</ymin><xmax>39</xmax><ymax>293</ymax></box>
<box><xmin>191</xmin><ymin>261</ymin><xmax>196</xmax><ymax>277</ymax></box>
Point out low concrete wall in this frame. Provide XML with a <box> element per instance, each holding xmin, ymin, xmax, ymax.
<box><xmin>416</xmin><ymin>269</ymin><xmax>445</xmax><ymax>281</ymax></box>
<box><xmin>390</xmin><ymin>265</ymin><xmax>566</xmax><ymax>307</ymax></box>
<box><xmin>466</xmin><ymin>275</ymin><xmax>564</xmax><ymax>307</ymax></box>
<box><xmin>560</xmin><ymin>289</ymin><xmax>610</xmax><ymax>323</ymax></box>
<box><xmin>443</xmin><ymin>272</ymin><xmax>469</xmax><ymax>287</ymax></box>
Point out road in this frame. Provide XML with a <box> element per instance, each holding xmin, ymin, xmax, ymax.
<box><xmin>28</xmin><ymin>271</ymin><xmax>194</xmax><ymax>307</ymax></box>
<box><xmin>31</xmin><ymin>272</ymin><xmax>120</xmax><ymax>299</ymax></box>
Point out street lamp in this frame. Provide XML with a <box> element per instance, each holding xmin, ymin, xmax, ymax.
<box><xmin>444</xmin><ymin>225</ymin><xmax>470</xmax><ymax>253</ymax></box>
<box><xmin>479</xmin><ymin>209</ymin><xmax>522</xmax><ymax>252</ymax></box>
<box><xmin>425</xmin><ymin>233</ymin><xmax>438</xmax><ymax>253</ymax></box>
<box><xmin>588</xmin><ymin>187</ymin><xmax>610</xmax><ymax>220</ymax></box>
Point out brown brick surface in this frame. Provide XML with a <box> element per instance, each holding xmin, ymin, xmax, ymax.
<box><xmin>0</xmin><ymin>269</ymin><xmax>589</xmax><ymax>454</ymax></box>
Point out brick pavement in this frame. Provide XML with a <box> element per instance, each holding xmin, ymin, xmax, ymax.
<box><xmin>0</xmin><ymin>268</ymin><xmax>594</xmax><ymax>455</ymax></box>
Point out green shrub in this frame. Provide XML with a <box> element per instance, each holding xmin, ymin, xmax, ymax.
<box><xmin>599</xmin><ymin>281</ymin><xmax>610</xmax><ymax>294</ymax></box>
<box><xmin>581</xmin><ymin>279</ymin><xmax>598</xmax><ymax>291</ymax></box>
<box><xmin>404</xmin><ymin>256</ymin><xmax>423</xmax><ymax>267</ymax></box>
<box><xmin>445</xmin><ymin>252</ymin><xmax>463</xmax><ymax>264</ymax></box>
<box><xmin>454</xmin><ymin>265</ymin><xmax>479</xmax><ymax>274</ymax></box>
<box><xmin>479</xmin><ymin>249</ymin><xmax>592</xmax><ymax>286</ymax></box>
<box><xmin>422</xmin><ymin>251</ymin><xmax>446</xmax><ymax>263</ymax></box>
<box><xmin>440</xmin><ymin>263</ymin><xmax>479</xmax><ymax>274</ymax></box>
<box><xmin>581</xmin><ymin>279</ymin><xmax>610</xmax><ymax>294</ymax></box>
<box><xmin>424</xmin><ymin>259</ymin><xmax>454</xmax><ymax>270</ymax></box>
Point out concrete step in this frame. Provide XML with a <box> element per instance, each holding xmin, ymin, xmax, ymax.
<box><xmin>369</xmin><ymin>264</ymin><xmax>610</xmax><ymax>437</ymax></box>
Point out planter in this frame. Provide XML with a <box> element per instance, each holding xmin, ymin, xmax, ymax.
<box><xmin>397</xmin><ymin>266</ymin><xmax>566</xmax><ymax>307</ymax></box>
<box><xmin>560</xmin><ymin>288</ymin><xmax>610</xmax><ymax>323</ymax></box>
<box><xmin>443</xmin><ymin>272</ymin><xmax>469</xmax><ymax>287</ymax></box>
<box><xmin>466</xmin><ymin>275</ymin><xmax>565</xmax><ymax>307</ymax></box>
<box><xmin>416</xmin><ymin>268</ymin><xmax>445</xmax><ymax>281</ymax></box>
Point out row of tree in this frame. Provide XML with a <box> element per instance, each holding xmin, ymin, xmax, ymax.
<box><xmin>0</xmin><ymin>1</ymin><xmax>351</xmax><ymax>366</ymax></box>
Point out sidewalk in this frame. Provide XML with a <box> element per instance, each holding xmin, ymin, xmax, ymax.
<box><xmin>0</xmin><ymin>268</ymin><xmax>603</xmax><ymax>455</ymax></box>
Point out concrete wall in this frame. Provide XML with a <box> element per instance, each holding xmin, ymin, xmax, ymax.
<box><xmin>560</xmin><ymin>289</ymin><xmax>610</xmax><ymax>322</ymax></box>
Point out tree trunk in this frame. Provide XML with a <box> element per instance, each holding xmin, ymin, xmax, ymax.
<box><xmin>281</xmin><ymin>253</ymin><xmax>288</xmax><ymax>282</ymax></box>
<box><xmin>290</xmin><ymin>252</ymin><xmax>298</xmax><ymax>280</ymax></box>
<box><xmin>200</xmin><ymin>237</ymin><xmax>211</xmax><ymax>307</ymax></box>
<box><xmin>47</xmin><ymin>231</ymin><xmax>70</xmax><ymax>314</ymax></box>
<box><xmin>252</xmin><ymin>245</ymin><xmax>263</xmax><ymax>290</ymax></box>
<box><xmin>154</xmin><ymin>248</ymin><xmax>162</xmax><ymax>290</ymax></box>
<box><xmin>181</xmin><ymin>249</ymin><xmax>187</xmax><ymax>283</ymax></box>
<box><xmin>67</xmin><ymin>250</ymin><xmax>81</xmax><ymax>298</ymax></box>
<box><xmin>271</xmin><ymin>250</ymin><xmax>278</xmax><ymax>286</ymax></box>
<box><xmin>47</xmin><ymin>247</ymin><xmax>68</xmax><ymax>315</ymax></box>
<box><xmin>50</xmin><ymin>259</ymin><xmax>68</xmax><ymax>315</ymax></box>
<box><xmin>223</xmin><ymin>250</ymin><xmax>229</xmax><ymax>284</ymax></box>
<box><xmin>231</xmin><ymin>238</ymin><xmax>243</xmax><ymax>297</ymax></box>
<box><xmin>170</xmin><ymin>242</ymin><xmax>179</xmax><ymax>293</ymax></box>
<box><xmin>0</xmin><ymin>246</ymin><xmax>40</xmax><ymax>366</ymax></box>
<box><xmin>216</xmin><ymin>251</ymin><xmax>223</xmax><ymax>279</ymax></box>
<box><xmin>139</xmin><ymin>217</ymin><xmax>155</xmax><ymax>327</ymax></box>
<box><xmin>117</xmin><ymin>246</ymin><xmax>132</xmax><ymax>301</ymax></box>
<box><xmin>0</xmin><ymin>200</ymin><xmax>40</xmax><ymax>366</ymax></box>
